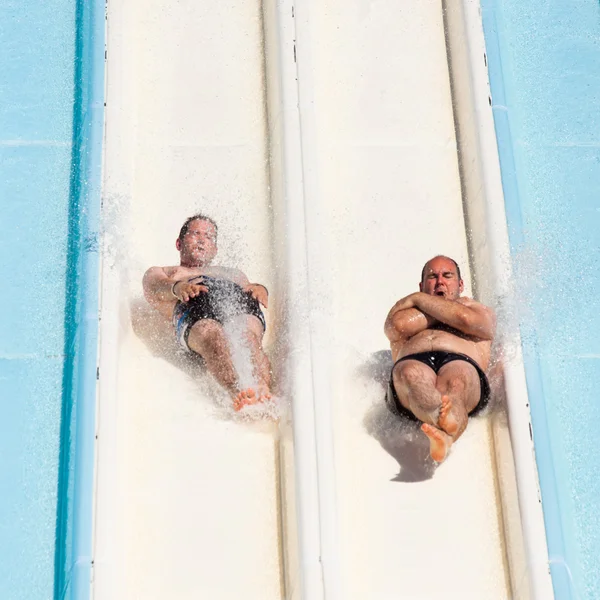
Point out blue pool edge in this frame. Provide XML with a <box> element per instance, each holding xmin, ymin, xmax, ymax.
<box><xmin>54</xmin><ymin>1</ymin><xmax>105</xmax><ymax>599</ymax></box>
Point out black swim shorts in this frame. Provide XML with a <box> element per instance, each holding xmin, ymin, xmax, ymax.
<box><xmin>172</xmin><ymin>275</ymin><xmax>266</xmax><ymax>352</ymax></box>
<box><xmin>385</xmin><ymin>350</ymin><xmax>490</xmax><ymax>422</ymax></box>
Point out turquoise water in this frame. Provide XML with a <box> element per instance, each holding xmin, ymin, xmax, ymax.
<box><xmin>0</xmin><ymin>1</ymin><xmax>103</xmax><ymax>599</ymax></box>
<box><xmin>0</xmin><ymin>2</ymin><xmax>76</xmax><ymax>597</ymax></box>
<box><xmin>481</xmin><ymin>0</ymin><xmax>600</xmax><ymax>597</ymax></box>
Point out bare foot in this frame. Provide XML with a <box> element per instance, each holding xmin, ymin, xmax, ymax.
<box><xmin>438</xmin><ymin>395</ymin><xmax>459</xmax><ymax>437</ymax></box>
<box><xmin>421</xmin><ymin>423</ymin><xmax>453</xmax><ymax>463</ymax></box>
<box><xmin>233</xmin><ymin>388</ymin><xmax>272</xmax><ymax>412</ymax></box>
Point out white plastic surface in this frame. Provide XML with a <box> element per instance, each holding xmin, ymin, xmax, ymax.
<box><xmin>94</xmin><ymin>1</ymin><xmax>283</xmax><ymax>599</ymax></box>
<box><xmin>292</xmin><ymin>1</ymin><xmax>510</xmax><ymax>597</ymax></box>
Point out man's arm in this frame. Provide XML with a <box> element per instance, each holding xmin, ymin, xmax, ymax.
<box><xmin>384</xmin><ymin>296</ymin><xmax>437</xmax><ymax>343</ymax></box>
<box><xmin>406</xmin><ymin>292</ymin><xmax>495</xmax><ymax>340</ymax></box>
<box><xmin>227</xmin><ymin>269</ymin><xmax>269</xmax><ymax>308</ymax></box>
<box><xmin>143</xmin><ymin>267</ymin><xmax>176</xmax><ymax>306</ymax></box>
<box><xmin>244</xmin><ymin>283</ymin><xmax>269</xmax><ymax>308</ymax></box>
<box><xmin>222</xmin><ymin>269</ymin><xmax>268</xmax><ymax>308</ymax></box>
<box><xmin>142</xmin><ymin>267</ymin><xmax>208</xmax><ymax>306</ymax></box>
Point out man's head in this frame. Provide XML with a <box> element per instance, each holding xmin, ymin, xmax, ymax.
<box><xmin>176</xmin><ymin>214</ymin><xmax>218</xmax><ymax>267</ymax></box>
<box><xmin>419</xmin><ymin>255</ymin><xmax>464</xmax><ymax>300</ymax></box>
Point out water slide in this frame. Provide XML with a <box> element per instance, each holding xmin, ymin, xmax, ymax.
<box><xmin>93</xmin><ymin>0</ymin><xmax>553</xmax><ymax>598</ymax></box>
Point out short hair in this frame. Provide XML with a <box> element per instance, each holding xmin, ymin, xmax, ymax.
<box><xmin>178</xmin><ymin>214</ymin><xmax>218</xmax><ymax>242</ymax></box>
<box><xmin>421</xmin><ymin>256</ymin><xmax>462</xmax><ymax>282</ymax></box>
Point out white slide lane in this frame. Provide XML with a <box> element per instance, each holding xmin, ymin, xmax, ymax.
<box><xmin>93</xmin><ymin>0</ymin><xmax>551</xmax><ymax>599</ymax></box>
<box><xmin>293</xmin><ymin>1</ymin><xmax>509</xmax><ymax>597</ymax></box>
<box><xmin>95</xmin><ymin>1</ymin><xmax>282</xmax><ymax>599</ymax></box>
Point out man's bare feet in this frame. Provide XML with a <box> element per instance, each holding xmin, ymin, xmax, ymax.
<box><xmin>233</xmin><ymin>388</ymin><xmax>272</xmax><ymax>412</ymax></box>
<box><xmin>421</xmin><ymin>423</ymin><xmax>453</xmax><ymax>463</ymax></box>
<box><xmin>438</xmin><ymin>395</ymin><xmax>460</xmax><ymax>437</ymax></box>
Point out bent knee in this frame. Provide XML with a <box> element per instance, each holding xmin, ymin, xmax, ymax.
<box><xmin>228</xmin><ymin>314</ymin><xmax>264</xmax><ymax>340</ymax></box>
<box><xmin>394</xmin><ymin>361</ymin><xmax>434</xmax><ymax>387</ymax></box>
<box><xmin>190</xmin><ymin>320</ymin><xmax>227</xmax><ymax>348</ymax></box>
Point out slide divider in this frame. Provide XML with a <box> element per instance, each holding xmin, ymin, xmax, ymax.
<box><xmin>92</xmin><ymin>0</ymin><xmax>134</xmax><ymax>597</ymax></box>
<box><xmin>263</xmin><ymin>1</ymin><xmax>342</xmax><ymax>598</ymax></box>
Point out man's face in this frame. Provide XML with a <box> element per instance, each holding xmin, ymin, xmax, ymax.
<box><xmin>419</xmin><ymin>257</ymin><xmax>464</xmax><ymax>300</ymax></box>
<box><xmin>176</xmin><ymin>219</ymin><xmax>218</xmax><ymax>266</ymax></box>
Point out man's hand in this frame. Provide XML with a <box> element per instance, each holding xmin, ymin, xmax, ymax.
<box><xmin>172</xmin><ymin>281</ymin><xmax>208</xmax><ymax>303</ymax></box>
<box><xmin>388</xmin><ymin>292</ymin><xmax>421</xmax><ymax>313</ymax></box>
<box><xmin>400</xmin><ymin>292</ymin><xmax>467</xmax><ymax>311</ymax></box>
<box><xmin>244</xmin><ymin>283</ymin><xmax>269</xmax><ymax>308</ymax></box>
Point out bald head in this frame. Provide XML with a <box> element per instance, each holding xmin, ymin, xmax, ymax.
<box><xmin>419</xmin><ymin>255</ymin><xmax>463</xmax><ymax>299</ymax></box>
<box><xmin>421</xmin><ymin>255</ymin><xmax>461</xmax><ymax>283</ymax></box>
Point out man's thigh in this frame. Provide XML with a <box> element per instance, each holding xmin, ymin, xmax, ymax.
<box><xmin>222</xmin><ymin>313</ymin><xmax>264</xmax><ymax>341</ymax></box>
<box><xmin>187</xmin><ymin>318</ymin><xmax>226</xmax><ymax>355</ymax></box>
<box><xmin>436</xmin><ymin>360</ymin><xmax>481</xmax><ymax>413</ymax></box>
<box><xmin>392</xmin><ymin>359</ymin><xmax>437</xmax><ymax>410</ymax></box>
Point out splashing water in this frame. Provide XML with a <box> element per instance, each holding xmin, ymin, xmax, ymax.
<box><xmin>234</xmin><ymin>395</ymin><xmax>289</xmax><ymax>422</ymax></box>
<box><xmin>490</xmin><ymin>243</ymin><xmax>551</xmax><ymax>368</ymax></box>
<box><xmin>220</xmin><ymin>306</ymin><xmax>288</xmax><ymax>422</ymax></box>
<box><xmin>222</xmin><ymin>315</ymin><xmax>257</xmax><ymax>392</ymax></box>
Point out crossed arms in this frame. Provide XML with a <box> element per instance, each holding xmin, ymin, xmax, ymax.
<box><xmin>384</xmin><ymin>292</ymin><xmax>495</xmax><ymax>344</ymax></box>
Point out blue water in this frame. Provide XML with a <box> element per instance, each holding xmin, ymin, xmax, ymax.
<box><xmin>481</xmin><ymin>0</ymin><xmax>600</xmax><ymax>597</ymax></box>
<box><xmin>0</xmin><ymin>1</ymin><xmax>103</xmax><ymax>599</ymax></box>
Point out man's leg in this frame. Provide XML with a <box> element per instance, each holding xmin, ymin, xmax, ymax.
<box><xmin>233</xmin><ymin>315</ymin><xmax>272</xmax><ymax>410</ymax></box>
<box><xmin>392</xmin><ymin>360</ymin><xmax>441</xmax><ymax>425</ymax></box>
<box><xmin>435</xmin><ymin>361</ymin><xmax>481</xmax><ymax>441</ymax></box>
<box><xmin>392</xmin><ymin>360</ymin><xmax>455</xmax><ymax>463</ymax></box>
<box><xmin>187</xmin><ymin>319</ymin><xmax>238</xmax><ymax>392</ymax></box>
<box><xmin>186</xmin><ymin>316</ymin><xmax>271</xmax><ymax>411</ymax></box>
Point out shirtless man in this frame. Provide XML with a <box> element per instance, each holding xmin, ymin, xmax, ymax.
<box><xmin>383</xmin><ymin>255</ymin><xmax>495</xmax><ymax>462</ymax></box>
<box><xmin>143</xmin><ymin>214</ymin><xmax>271</xmax><ymax>411</ymax></box>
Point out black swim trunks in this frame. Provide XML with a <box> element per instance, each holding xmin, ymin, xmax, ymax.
<box><xmin>172</xmin><ymin>275</ymin><xmax>266</xmax><ymax>352</ymax></box>
<box><xmin>385</xmin><ymin>351</ymin><xmax>490</xmax><ymax>422</ymax></box>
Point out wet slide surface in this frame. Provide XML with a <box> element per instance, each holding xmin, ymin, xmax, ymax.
<box><xmin>96</xmin><ymin>1</ymin><xmax>282</xmax><ymax>599</ymax></box>
<box><xmin>303</xmin><ymin>1</ymin><xmax>509</xmax><ymax>597</ymax></box>
<box><xmin>96</xmin><ymin>0</ymin><xmax>512</xmax><ymax>598</ymax></box>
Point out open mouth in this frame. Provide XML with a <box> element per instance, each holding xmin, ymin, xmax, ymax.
<box><xmin>435</xmin><ymin>291</ymin><xmax>445</xmax><ymax>297</ymax></box>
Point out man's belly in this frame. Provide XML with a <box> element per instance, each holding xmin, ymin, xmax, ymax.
<box><xmin>396</xmin><ymin>329</ymin><xmax>489</xmax><ymax>369</ymax></box>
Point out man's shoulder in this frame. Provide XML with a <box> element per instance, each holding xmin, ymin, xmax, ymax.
<box><xmin>458</xmin><ymin>296</ymin><xmax>494</xmax><ymax>312</ymax></box>
<box><xmin>144</xmin><ymin>265</ymin><xmax>177</xmax><ymax>277</ymax></box>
